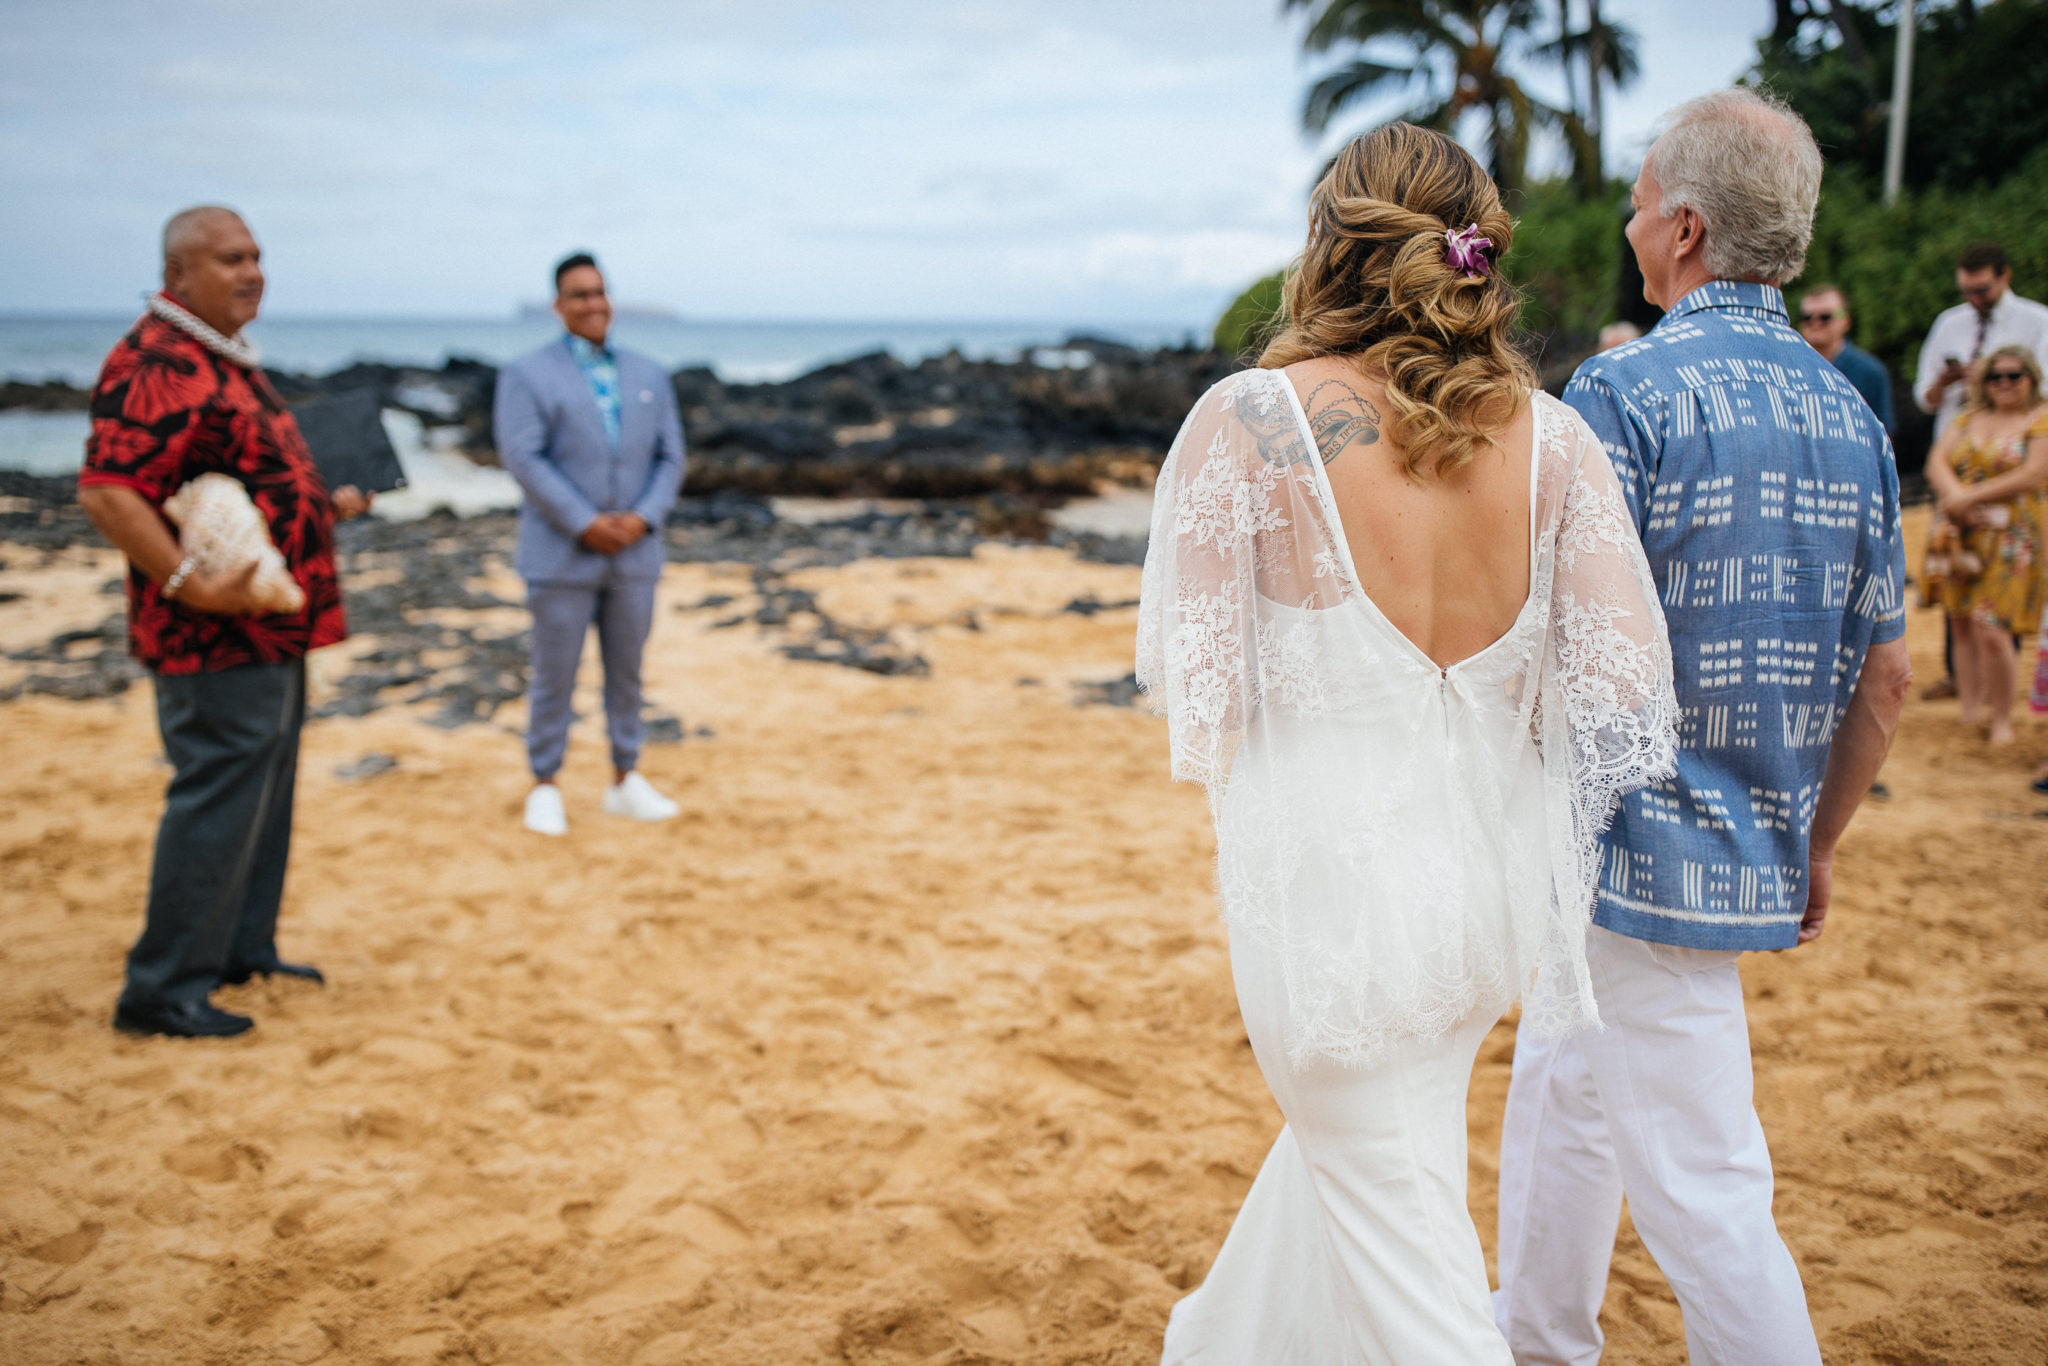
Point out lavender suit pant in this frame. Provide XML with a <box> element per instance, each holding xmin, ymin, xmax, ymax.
<box><xmin>525</xmin><ymin>575</ymin><xmax>658</xmax><ymax>780</ymax></box>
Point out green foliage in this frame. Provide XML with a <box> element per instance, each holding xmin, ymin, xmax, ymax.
<box><xmin>1215</xmin><ymin>142</ymin><xmax>2048</xmax><ymax>376</ymax></box>
<box><xmin>1792</xmin><ymin>144</ymin><xmax>2048</xmax><ymax>381</ymax></box>
<box><xmin>1224</xmin><ymin>0</ymin><xmax>2045</xmax><ymax>468</ymax></box>
<box><xmin>1212</xmin><ymin>178</ymin><xmax>1629</xmax><ymax>357</ymax></box>
<box><xmin>1501</xmin><ymin>178</ymin><xmax>1626</xmax><ymax>336</ymax></box>
<box><xmin>1755</xmin><ymin>0</ymin><xmax>2048</xmax><ymax>194</ymax></box>
<box><xmin>1213</xmin><ymin>269</ymin><xmax>1288</xmax><ymax>360</ymax></box>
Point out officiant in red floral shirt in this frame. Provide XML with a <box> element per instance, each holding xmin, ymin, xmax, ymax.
<box><xmin>77</xmin><ymin>205</ymin><xmax>370</xmax><ymax>1039</ymax></box>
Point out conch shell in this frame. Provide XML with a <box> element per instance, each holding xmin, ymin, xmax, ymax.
<box><xmin>161</xmin><ymin>473</ymin><xmax>306</xmax><ymax>614</ymax></box>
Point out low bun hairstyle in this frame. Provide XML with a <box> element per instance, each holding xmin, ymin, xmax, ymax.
<box><xmin>1260</xmin><ymin>122</ymin><xmax>1534</xmax><ymax>479</ymax></box>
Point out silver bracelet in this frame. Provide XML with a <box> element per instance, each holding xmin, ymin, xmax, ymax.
<box><xmin>162</xmin><ymin>555</ymin><xmax>197</xmax><ymax>600</ymax></box>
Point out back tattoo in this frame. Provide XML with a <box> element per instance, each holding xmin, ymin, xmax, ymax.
<box><xmin>1303</xmin><ymin>379</ymin><xmax>1383</xmax><ymax>466</ymax></box>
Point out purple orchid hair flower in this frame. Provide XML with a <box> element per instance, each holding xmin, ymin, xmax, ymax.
<box><xmin>1444</xmin><ymin>223</ymin><xmax>1493</xmax><ymax>279</ymax></box>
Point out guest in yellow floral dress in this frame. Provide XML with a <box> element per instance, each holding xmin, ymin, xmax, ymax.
<box><xmin>1923</xmin><ymin>344</ymin><xmax>2048</xmax><ymax>744</ymax></box>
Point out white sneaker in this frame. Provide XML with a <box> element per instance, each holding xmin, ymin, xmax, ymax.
<box><xmin>604</xmin><ymin>771</ymin><xmax>679</xmax><ymax>822</ymax></box>
<box><xmin>524</xmin><ymin>783</ymin><xmax>568</xmax><ymax>836</ymax></box>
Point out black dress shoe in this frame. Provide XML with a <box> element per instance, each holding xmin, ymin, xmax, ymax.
<box><xmin>221</xmin><ymin>958</ymin><xmax>326</xmax><ymax>987</ymax></box>
<box><xmin>113</xmin><ymin>999</ymin><xmax>254</xmax><ymax>1038</ymax></box>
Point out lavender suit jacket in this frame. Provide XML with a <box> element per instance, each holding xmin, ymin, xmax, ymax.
<box><xmin>493</xmin><ymin>337</ymin><xmax>686</xmax><ymax>585</ymax></box>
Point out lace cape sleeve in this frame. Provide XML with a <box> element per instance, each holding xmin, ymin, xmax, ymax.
<box><xmin>1527</xmin><ymin>397</ymin><xmax>1681</xmax><ymax>1031</ymax></box>
<box><xmin>1135</xmin><ymin>371</ymin><xmax>1340</xmax><ymax>797</ymax></box>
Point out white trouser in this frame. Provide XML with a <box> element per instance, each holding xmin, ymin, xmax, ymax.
<box><xmin>1494</xmin><ymin>926</ymin><xmax>1821</xmax><ymax>1365</ymax></box>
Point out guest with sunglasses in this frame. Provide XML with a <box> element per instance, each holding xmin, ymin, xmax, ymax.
<box><xmin>1915</xmin><ymin>242</ymin><xmax>2048</xmax><ymax>438</ymax></box>
<box><xmin>1922</xmin><ymin>344</ymin><xmax>2048</xmax><ymax>746</ymax></box>
<box><xmin>1798</xmin><ymin>283</ymin><xmax>1893</xmax><ymax>435</ymax></box>
<box><xmin>1910</xmin><ymin>242</ymin><xmax>2048</xmax><ymax>701</ymax></box>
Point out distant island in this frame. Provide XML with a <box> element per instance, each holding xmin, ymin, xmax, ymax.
<box><xmin>515</xmin><ymin>302</ymin><xmax>681</xmax><ymax>324</ymax></box>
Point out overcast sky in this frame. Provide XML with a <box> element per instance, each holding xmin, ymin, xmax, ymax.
<box><xmin>0</xmin><ymin>1</ymin><xmax>1772</xmax><ymax>326</ymax></box>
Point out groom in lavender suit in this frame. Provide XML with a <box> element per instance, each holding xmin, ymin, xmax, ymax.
<box><xmin>496</xmin><ymin>252</ymin><xmax>686</xmax><ymax>835</ymax></box>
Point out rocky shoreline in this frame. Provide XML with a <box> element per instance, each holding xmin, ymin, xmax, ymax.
<box><xmin>5</xmin><ymin>337</ymin><xmax>1237</xmax><ymax>501</ymax></box>
<box><xmin>1</xmin><ymin>331</ymin><xmax>1188</xmax><ymax>716</ymax></box>
<box><xmin>0</xmin><ymin>469</ymin><xmax>1148</xmax><ymax>719</ymax></box>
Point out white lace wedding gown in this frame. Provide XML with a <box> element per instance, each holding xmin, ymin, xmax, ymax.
<box><xmin>1136</xmin><ymin>369</ymin><xmax>1678</xmax><ymax>1363</ymax></box>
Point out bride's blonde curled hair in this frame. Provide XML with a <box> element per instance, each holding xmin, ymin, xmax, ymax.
<box><xmin>1260</xmin><ymin>122</ymin><xmax>1534</xmax><ymax>479</ymax></box>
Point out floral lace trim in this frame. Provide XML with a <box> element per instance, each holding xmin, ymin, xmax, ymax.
<box><xmin>1139</xmin><ymin>378</ymin><xmax>1681</xmax><ymax>1065</ymax></box>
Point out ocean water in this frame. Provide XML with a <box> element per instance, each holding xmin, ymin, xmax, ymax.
<box><xmin>0</xmin><ymin>313</ymin><xmax>1191</xmax><ymax>482</ymax></box>
<box><xmin>0</xmin><ymin>407</ymin><xmax>507</xmax><ymax>518</ymax></box>
<box><xmin>0</xmin><ymin>313</ymin><xmax>1191</xmax><ymax>389</ymax></box>
<box><xmin>0</xmin><ymin>411</ymin><xmax>93</xmax><ymax>477</ymax></box>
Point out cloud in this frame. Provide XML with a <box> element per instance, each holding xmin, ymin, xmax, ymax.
<box><xmin>1008</xmin><ymin>229</ymin><xmax>1302</xmax><ymax>293</ymax></box>
<box><xmin>0</xmin><ymin>0</ymin><xmax>1763</xmax><ymax>324</ymax></box>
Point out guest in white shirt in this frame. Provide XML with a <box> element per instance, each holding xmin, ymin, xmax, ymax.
<box><xmin>1916</xmin><ymin>241</ymin><xmax>2048</xmax><ymax>436</ymax></box>
<box><xmin>1913</xmin><ymin>242</ymin><xmax>2048</xmax><ymax>700</ymax></box>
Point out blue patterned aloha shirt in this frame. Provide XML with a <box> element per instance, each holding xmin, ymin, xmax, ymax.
<box><xmin>1565</xmin><ymin>281</ymin><xmax>1906</xmax><ymax>951</ymax></box>
<box><xmin>567</xmin><ymin>333</ymin><xmax>622</xmax><ymax>449</ymax></box>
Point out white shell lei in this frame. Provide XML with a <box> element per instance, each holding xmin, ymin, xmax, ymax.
<box><xmin>147</xmin><ymin>292</ymin><xmax>260</xmax><ymax>370</ymax></box>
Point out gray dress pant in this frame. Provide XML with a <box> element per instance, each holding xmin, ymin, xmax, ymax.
<box><xmin>525</xmin><ymin>574</ymin><xmax>658</xmax><ymax>780</ymax></box>
<box><xmin>121</xmin><ymin>659</ymin><xmax>306</xmax><ymax>1010</ymax></box>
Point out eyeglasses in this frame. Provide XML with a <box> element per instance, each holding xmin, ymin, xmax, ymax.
<box><xmin>1798</xmin><ymin>311</ymin><xmax>1837</xmax><ymax>324</ymax></box>
<box><xmin>1985</xmin><ymin>371</ymin><xmax>2029</xmax><ymax>384</ymax></box>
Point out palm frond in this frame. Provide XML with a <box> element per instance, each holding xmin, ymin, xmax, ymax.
<box><xmin>1516</xmin><ymin>89</ymin><xmax>1577</xmax><ymax>129</ymax></box>
<box><xmin>1395</xmin><ymin>94</ymin><xmax>1461</xmax><ymax>132</ymax></box>
<box><xmin>1490</xmin><ymin>78</ymin><xmax>1537</xmax><ymax>189</ymax></box>
<box><xmin>1527</xmin><ymin>18</ymin><xmax>1642</xmax><ymax>87</ymax></box>
<box><xmin>1549</xmin><ymin>109</ymin><xmax>1608</xmax><ymax>197</ymax></box>
<box><xmin>1482</xmin><ymin>0</ymin><xmax>1547</xmax><ymax>46</ymax></box>
<box><xmin>1289</xmin><ymin>0</ymin><xmax>1459</xmax><ymax>57</ymax></box>
<box><xmin>1595</xmin><ymin>23</ymin><xmax>1642</xmax><ymax>85</ymax></box>
<box><xmin>1302</xmin><ymin>57</ymin><xmax>1430</xmax><ymax>133</ymax></box>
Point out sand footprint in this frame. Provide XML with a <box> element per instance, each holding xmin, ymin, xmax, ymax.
<box><xmin>162</xmin><ymin>1139</ymin><xmax>241</xmax><ymax>1183</ymax></box>
<box><xmin>1033</xmin><ymin>1050</ymin><xmax>1138</xmax><ymax>1099</ymax></box>
<box><xmin>658</xmin><ymin>1201</ymin><xmax>752</xmax><ymax>1255</ymax></box>
<box><xmin>1030</xmin><ymin>1254</ymin><xmax>1133</xmax><ymax>1337</ymax></box>
<box><xmin>26</xmin><ymin>1219</ymin><xmax>103</xmax><ymax>1265</ymax></box>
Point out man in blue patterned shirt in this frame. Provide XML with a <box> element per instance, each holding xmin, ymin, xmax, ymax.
<box><xmin>1496</xmin><ymin>89</ymin><xmax>1912</xmax><ymax>1365</ymax></box>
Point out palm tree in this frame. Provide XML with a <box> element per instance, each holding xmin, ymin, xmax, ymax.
<box><xmin>1531</xmin><ymin>0</ymin><xmax>1642</xmax><ymax>196</ymax></box>
<box><xmin>1283</xmin><ymin>0</ymin><xmax>1558</xmax><ymax>195</ymax></box>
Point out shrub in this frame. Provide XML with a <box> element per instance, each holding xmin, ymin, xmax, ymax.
<box><xmin>1210</xmin><ymin>179</ymin><xmax>1628</xmax><ymax>369</ymax></box>
<box><xmin>1795</xmin><ymin>146</ymin><xmax>2048</xmax><ymax>385</ymax></box>
<box><xmin>1499</xmin><ymin>179</ymin><xmax>1627</xmax><ymax>338</ymax></box>
<box><xmin>1212</xmin><ymin>269</ymin><xmax>1288</xmax><ymax>361</ymax></box>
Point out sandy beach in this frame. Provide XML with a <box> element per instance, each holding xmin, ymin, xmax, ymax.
<box><xmin>2</xmin><ymin>505</ymin><xmax>2044</xmax><ymax>1364</ymax></box>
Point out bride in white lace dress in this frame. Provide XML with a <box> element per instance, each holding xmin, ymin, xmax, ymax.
<box><xmin>1138</xmin><ymin>124</ymin><xmax>1678</xmax><ymax>1363</ymax></box>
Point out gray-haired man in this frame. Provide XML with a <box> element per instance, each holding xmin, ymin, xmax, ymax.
<box><xmin>495</xmin><ymin>253</ymin><xmax>686</xmax><ymax>835</ymax></box>
<box><xmin>1494</xmin><ymin>90</ymin><xmax>1911</xmax><ymax>1364</ymax></box>
<box><xmin>79</xmin><ymin>207</ymin><xmax>372</xmax><ymax>1037</ymax></box>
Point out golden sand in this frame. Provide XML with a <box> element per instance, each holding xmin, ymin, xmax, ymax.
<box><xmin>1</xmin><ymin>509</ymin><xmax>2043</xmax><ymax>1363</ymax></box>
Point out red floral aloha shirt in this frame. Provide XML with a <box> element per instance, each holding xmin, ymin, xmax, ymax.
<box><xmin>78</xmin><ymin>306</ymin><xmax>347</xmax><ymax>674</ymax></box>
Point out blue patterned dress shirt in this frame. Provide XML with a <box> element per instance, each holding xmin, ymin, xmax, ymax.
<box><xmin>567</xmin><ymin>334</ymin><xmax>622</xmax><ymax>449</ymax></box>
<box><xmin>1564</xmin><ymin>281</ymin><xmax>1907</xmax><ymax>951</ymax></box>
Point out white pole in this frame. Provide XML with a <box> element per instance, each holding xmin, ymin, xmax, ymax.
<box><xmin>1883</xmin><ymin>0</ymin><xmax>1915</xmax><ymax>205</ymax></box>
